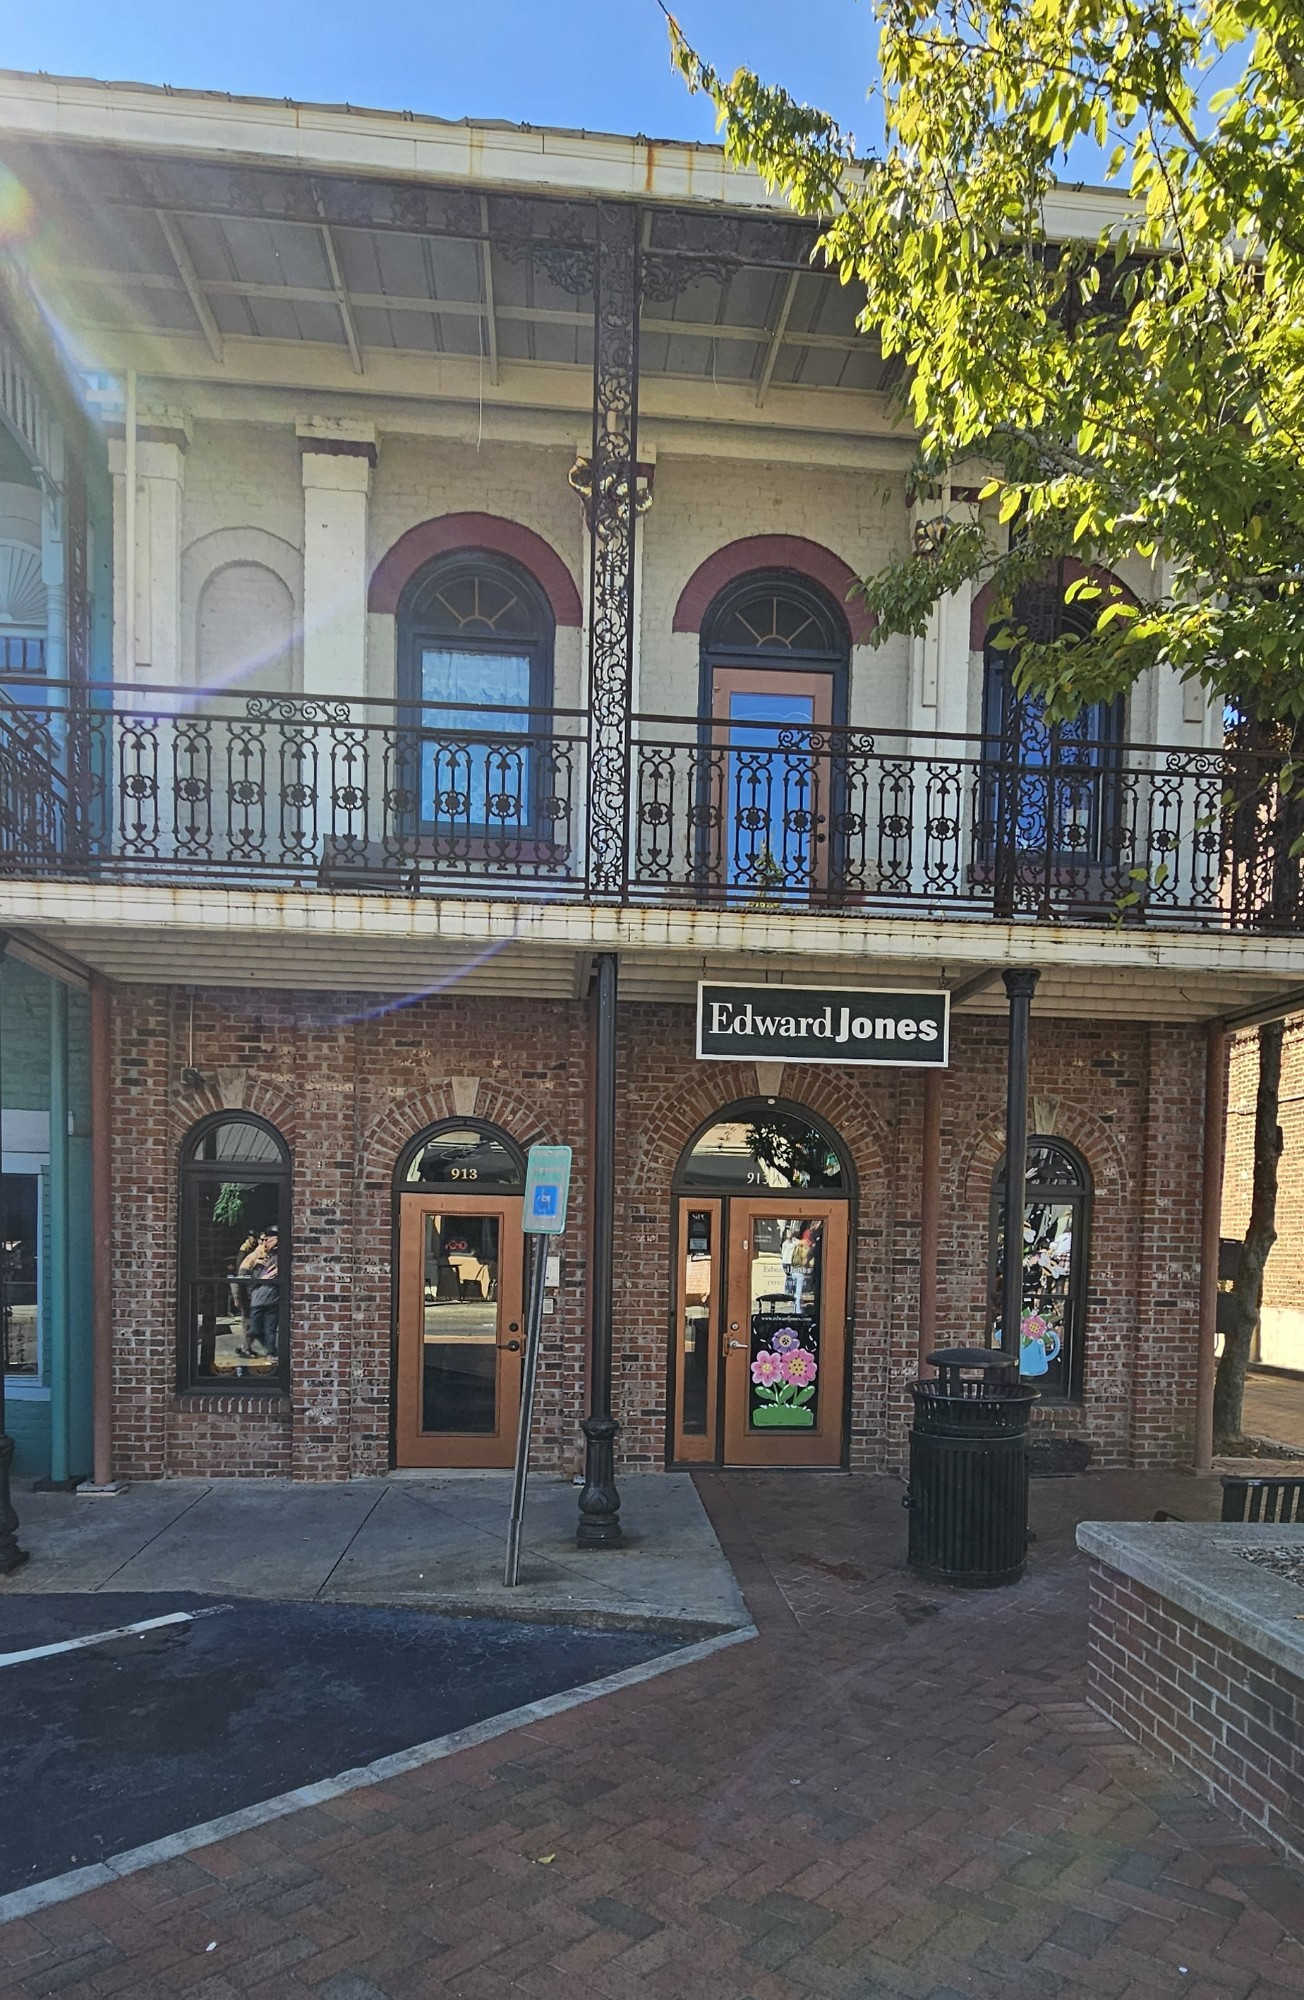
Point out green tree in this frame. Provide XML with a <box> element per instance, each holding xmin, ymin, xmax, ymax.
<box><xmin>670</xmin><ymin>0</ymin><xmax>1304</xmax><ymax>1443</ymax></box>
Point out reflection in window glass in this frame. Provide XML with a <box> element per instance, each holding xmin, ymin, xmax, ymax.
<box><xmin>405</xmin><ymin>1125</ymin><xmax>523</xmax><ymax>1191</ymax></box>
<box><xmin>180</xmin><ymin>1118</ymin><xmax>289</xmax><ymax>1390</ymax></box>
<box><xmin>992</xmin><ymin>1139</ymin><xmax>1089</xmax><ymax>1400</ymax></box>
<box><xmin>420</xmin><ymin>648</ymin><xmax>533</xmax><ymax>827</ymax></box>
<box><xmin>421</xmin><ymin>1212</ymin><xmax>502</xmax><ymax>1434</ymax></box>
<box><xmin>0</xmin><ymin>1173</ymin><xmax>39</xmax><ymax>1378</ymax></box>
<box><xmin>748</xmin><ymin>1215</ymin><xmax>823</xmax><ymax>1431</ymax></box>
<box><xmin>681</xmin><ymin>1209</ymin><xmax>713</xmax><ymax>1435</ymax></box>
<box><xmin>680</xmin><ymin>1108</ymin><xmax>844</xmax><ymax>1191</ymax></box>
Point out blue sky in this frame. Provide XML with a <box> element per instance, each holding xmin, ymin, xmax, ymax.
<box><xmin>2</xmin><ymin>1</ymin><xmax>879</xmax><ymax>149</ymax></box>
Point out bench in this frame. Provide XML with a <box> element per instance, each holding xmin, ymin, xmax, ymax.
<box><xmin>1220</xmin><ymin>1474</ymin><xmax>1304</xmax><ymax>1524</ymax></box>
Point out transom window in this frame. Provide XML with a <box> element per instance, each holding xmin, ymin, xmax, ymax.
<box><xmin>399</xmin><ymin>1119</ymin><xmax>526</xmax><ymax>1193</ymax></box>
<box><xmin>676</xmin><ymin>1101</ymin><xmax>849</xmax><ymax>1193</ymax></box>
<box><xmin>990</xmin><ymin>1136</ymin><xmax>1091</xmax><ymax>1402</ymax></box>
<box><xmin>703</xmin><ymin>572</ymin><xmax>848</xmax><ymax>665</ymax></box>
<box><xmin>178</xmin><ymin>1114</ymin><xmax>290</xmax><ymax>1392</ymax></box>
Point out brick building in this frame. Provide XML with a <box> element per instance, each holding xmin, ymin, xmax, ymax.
<box><xmin>3</xmin><ymin>71</ymin><xmax>1303</xmax><ymax>1518</ymax></box>
<box><xmin>1223</xmin><ymin>1021</ymin><xmax>1304</xmax><ymax>1375</ymax></box>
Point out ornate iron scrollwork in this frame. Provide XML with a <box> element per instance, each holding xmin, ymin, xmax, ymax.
<box><xmin>584</xmin><ymin>201</ymin><xmax>642</xmax><ymax>900</ymax></box>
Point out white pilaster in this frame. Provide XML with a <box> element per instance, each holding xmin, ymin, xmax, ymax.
<box><xmin>299</xmin><ymin>429</ymin><xmax>374</xmax><ymax>700</ymax></box>
<box><xmin>109</xmin><ymin>433</ymin><xmax>187</xmax><ymax>682</ymax></box>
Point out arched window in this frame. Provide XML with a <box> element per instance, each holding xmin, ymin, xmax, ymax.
<box><xmin>698</xmin><ymin>572</ymin><xmax>850</xmax><ymax>896</ymax></box>
<box><xmin>990</xmin><ymin>1136</ymin><xmax>1091</xmax><ymax>1401</ymax></box>
<box><xmin>981</xmin><ymin>580</ymin><xmax>1124</xmax><ymax>871</ymax></box>
<box><xmin>397</xmin><ymin>551</ymin><xmax>554</xmax><ymax>838</ymax></box>
<box><xmin>178</xmin><ymin>1113</ymin><xmax>289</xmax><ymax>1391</ymax></box>
<box><xmin>675</xmin><ymin>1100</ymin><xmax>850</xmax><ymax>1194</ymax></box>
<box><xmin>397</xmin><ymin>1118</ymin><xmax>527</xmax><ymax>1193</ymax></box>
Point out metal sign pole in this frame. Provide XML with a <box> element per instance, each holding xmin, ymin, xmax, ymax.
<box><xmin>504</xmin><ymin>1235</ymin><xmax>548</xmax><ymax>1588</ymax></box>
<box><xmin>504</xmin><ymin>1143</ymin><xmax>572</xmax><ymax>1589</ymax></box>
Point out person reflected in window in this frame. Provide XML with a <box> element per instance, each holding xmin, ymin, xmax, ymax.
<box><xmin>239</xmin><ymin>1227</ymin><xmax>281</xmax><ymax>1358</ymax></box>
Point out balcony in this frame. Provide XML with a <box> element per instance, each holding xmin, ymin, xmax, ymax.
<box><xmin>0</xmin><ymin>680</ymin><xmax>1297</xmax><ymax>933</ymax></box>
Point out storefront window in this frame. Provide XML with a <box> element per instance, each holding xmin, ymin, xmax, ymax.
<box><xmin>178</xmin><ymin>1114</ymin><xmax>289</xmax><ymax>1391</ymax></box>
<box><xmin>0</xmin><ymin>1173</ymin><xmax>39</xmax><ymax>1379</ymax></box>
<box><xmin>990</xmin><ymin>1138</ymin><xmax>1090</xmax><ymax>1401</ymax></box>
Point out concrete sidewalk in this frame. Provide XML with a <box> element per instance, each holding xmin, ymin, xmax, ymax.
<box><xmin>0</xmin><ymin>1474</ymin><xmax>749</xmax><ymax>1634</ymax></box>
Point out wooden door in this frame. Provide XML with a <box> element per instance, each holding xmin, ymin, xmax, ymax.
<box><xmin>396</xmin><ymin>1193</ymin><xmax>525</xmax><ymax>1468</ymax></box>
<box><xmin>671</xmin><ymin>1198</ymin><xmax>723</xmax><ymax>1464</ymax></box>
<box><xmin>721</xmin><ymin>1198</ymin><xmax>848</xmax><ymax>1468</ymax></box>
<box><xmin>709</xmin><ymin>668</ymin><xmax>834</xmax><ymax>896</ymax></box>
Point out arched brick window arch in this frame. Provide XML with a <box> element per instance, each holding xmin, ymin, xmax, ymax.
<box><xmin>673</xmin><ymin>535</ymin><xmax>876</xmax><ymax>644</ymax></box>
<box><xmin>368</xmin><ymin>513</ymin><xmax>582</xmax><ymax>626</ymax></box>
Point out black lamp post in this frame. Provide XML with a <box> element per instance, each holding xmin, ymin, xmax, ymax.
<box><xmin>0</xmin><ymin>1234</ymin><xmax>30</xmax><ymax>1574</ymax></box>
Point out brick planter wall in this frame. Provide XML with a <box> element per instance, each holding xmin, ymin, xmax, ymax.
<box><xmin>107</xmin><ymin>986</ymin><xmax>1207</xmax><ymax>1479</ymax></box>
<box><xmin>1087</xmin><ymin>1559</ymin><xmax>1304</xmax><ymax>1867</ymax></box>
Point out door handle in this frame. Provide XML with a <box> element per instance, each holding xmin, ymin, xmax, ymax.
<box><xmin>499</xmin><ymin>1340</ymin><xmax>521</xmax><ymax>1352</ymax></box>
<box><xmin>725</xmin><ymin>1339</ymin><xmax>747</xmax><ymax>1351</ymax></box>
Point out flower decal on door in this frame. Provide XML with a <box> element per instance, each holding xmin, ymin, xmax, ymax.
<box><xmin>751</xmin><ymin>1324</ymin><xmax>818</xmax><ymax>1427</ymax></box>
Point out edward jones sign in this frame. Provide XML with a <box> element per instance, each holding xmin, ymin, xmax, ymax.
<box><xmin>696</xmin><ymin>982</ymin><xmax>950</xmax><ymax>1067</ymax></box>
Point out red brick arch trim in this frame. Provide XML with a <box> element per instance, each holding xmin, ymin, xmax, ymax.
<box><xmin>359</xmin><ymin>1082</ymin><xmax>564</xmax><ymax>1185</ymax></box>
<box><xmin>626</xmin><ymin>1066</ymin><xmax>889</xmax><ymax>1199</ymax></box>
<box><xmin>367</xmin><ymin>513</ymin><xmax>583</xmax><ymax>624</ymax></box>
<box><xmin>671</xmin><ymin>535</ymin><xmax>878</xmax><ymax>646</ymax></box>
<box><xmin>169</xmin><ymin>1082</ymin><xmax>299</xmax><ymax>1152</ymax></box>
<box><xmin>969</xmin><ymin>561</ymin><xmax>1139</xmax><ymax>651</ymax></box>
<box><xmin>956</xmin><ymin>1104</ymin><xmax>1130</xmax><ymax>1210</ymax></box>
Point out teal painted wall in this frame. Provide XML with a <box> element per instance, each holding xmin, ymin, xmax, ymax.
<box><xmin>1</xmin><ymin>959</ymin><xmax>93</xmax><ymax>1483</ymax></box>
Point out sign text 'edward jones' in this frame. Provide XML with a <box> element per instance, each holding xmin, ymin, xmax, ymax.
<box><xmin>696</xmin><ymin>983</ymin><xmax>950</xmax><ymax>1067</ymax></box>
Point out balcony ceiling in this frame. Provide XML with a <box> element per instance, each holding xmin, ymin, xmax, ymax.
<box><xmin>9</xmin><ymin>139</ymin><xmax>897</xmax><ymax>402</ymax></box>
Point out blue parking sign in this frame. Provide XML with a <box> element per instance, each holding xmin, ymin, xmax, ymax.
<box><xmin>522</xmin><ymin>1145</ymin><xmax>572</xmax><ymax>1234</ymax></box>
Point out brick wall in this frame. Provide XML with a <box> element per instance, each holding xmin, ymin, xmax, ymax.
<box><xmin>1087</xmin><ymin>1560</ymin><xmax>1304</xmax><ymax>1868</ymax></box>
<box><xmin>108</xmin><ymin>987</ymin><xmax>1207</xmax><ymax>1479</ymax></box>
<box><xmin>1223</xmin><ymin>1020</ymin><xmax>1304</xmax><ymax>1370</ymax></box>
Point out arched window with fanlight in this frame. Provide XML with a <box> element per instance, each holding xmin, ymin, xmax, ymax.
<box><xmin>178</xmin><ymin>1113</ymin><xmax>290</xmax><ymax>1391</ymax></box>
<box><xmin>396</xmin><ymin>550</ymin><xmax>555</xmax><ymax>851</ymax></box>
<box><xmin>989</xmin><ymin>1136</ymin><xmax>1091</xmax><ymax>1402</ymax></box>
<box><xmin>980</xmin><ymin>579</ymin><xmax>1124</xmax><ymax>882</ymax></box>
<box><xmin>698</xmin><ymin>571</ymin><xmax>850</xmax><ymax>897</ymax></box>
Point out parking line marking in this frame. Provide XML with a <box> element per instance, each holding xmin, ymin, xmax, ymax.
<box><xmin>0</xmin><ymin>1620</ymin><xmax>757</xmax><ymax>1925</ymax></box>
<box><xmin>0</xmin><ymin>1611</ymin><xmax>194</xmax><ymax>1669</ymax></box>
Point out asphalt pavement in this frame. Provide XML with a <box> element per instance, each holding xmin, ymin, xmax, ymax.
<box><xmin>0</xmin><ymin>1592</ymin><xmax>677</xmax><ymax>1901</ymax></box>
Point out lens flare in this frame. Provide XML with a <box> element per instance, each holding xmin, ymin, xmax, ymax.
<box><xmin>0</xmin><ymin>166</ymin><xmax>35</xmax><ymax>245</ymax></box>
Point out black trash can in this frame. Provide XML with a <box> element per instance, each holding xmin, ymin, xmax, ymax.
<box><xmin>906</xmin><ymin>1346</ymin><xmax>1036</xmax><ymax>1587</ymax></box>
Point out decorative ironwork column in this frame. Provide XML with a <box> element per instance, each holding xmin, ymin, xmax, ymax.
<box><xmin>1000</xmin><ymin>968</ymin><xmax>1040</xmax><ymax>1361</ymax></box>
<box><xmin>583</xmin><ymin>201</ymin><xmax>641</xmax><ymax>901</ymax></box>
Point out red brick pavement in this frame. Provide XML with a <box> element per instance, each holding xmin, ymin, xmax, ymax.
<box><xmin>5</xmin><ymin>1470</ymin><xmax>1304</xmax><ymax>2000</ymax></box>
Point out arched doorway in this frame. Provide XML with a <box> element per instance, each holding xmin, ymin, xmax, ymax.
<box><xmin>670</xmin><ymin>1100</ymin><xmax>854</xmax><ymax>1468</ymax></box>
<box><xmin>393</xmin><ymin>1118</ymin><xmax>528</xmax><ymax>1469</ymax></box>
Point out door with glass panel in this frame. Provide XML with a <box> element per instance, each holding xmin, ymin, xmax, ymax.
<box><xmin>396</xmin><ymin>1194</ymin><xmax>525</xmax><ymax>1468</ymax></box>
<box><xmin>709</xmin><ymin>668</ymin><xmax>833</xmax><ymax>897</ymax></box>
<box><xmin>670</xmin><ymin>1103</ymin><xmax>852</xmax><ymax>1468</ymax></box>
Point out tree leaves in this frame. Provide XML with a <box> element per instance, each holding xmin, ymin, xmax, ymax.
<box><xmin>669</xmin><ymin>1</ymin><xmax>1304</xmax><ymax>727</ymax></box>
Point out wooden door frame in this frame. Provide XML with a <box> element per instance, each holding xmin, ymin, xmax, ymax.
<box><xmin>394</xmin><ymin>1191</ymin><xmax>525</xmax><ymax>1469</ymax></box>
<box><xmin>668</xmin><ymin>1191</ymin><xmax>854</xmax><ymax>1470</ymax></box>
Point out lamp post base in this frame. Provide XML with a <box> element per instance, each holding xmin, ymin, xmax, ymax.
<box><xmin>576</xmin><ymin>1415</ymin><xmax>623</xmax><ymax>1548</ymax></box>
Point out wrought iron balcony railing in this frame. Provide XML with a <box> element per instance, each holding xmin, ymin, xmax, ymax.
<box><xmin>0</xmin><ymin>680</ymin><xmax>1299</xmax><ymax>932</ymax></box>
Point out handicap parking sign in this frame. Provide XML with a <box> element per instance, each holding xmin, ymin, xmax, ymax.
<box><xmin>522</xmin><ymin>1145</ymin><xmax>572</xmax><ymax>1234</ymax></box>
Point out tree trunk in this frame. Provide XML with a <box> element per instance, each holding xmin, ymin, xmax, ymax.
<box><xmin>1213</xmin><ymin>1019</ymin><xmax>1284</xmax><ymax>1445</ymax></box>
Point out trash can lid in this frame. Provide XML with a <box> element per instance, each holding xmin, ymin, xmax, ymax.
<box><xmin>926</xmin><ymin>1346</ymin><xmax>1017</xmax><ymax>1373</ymax></box>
